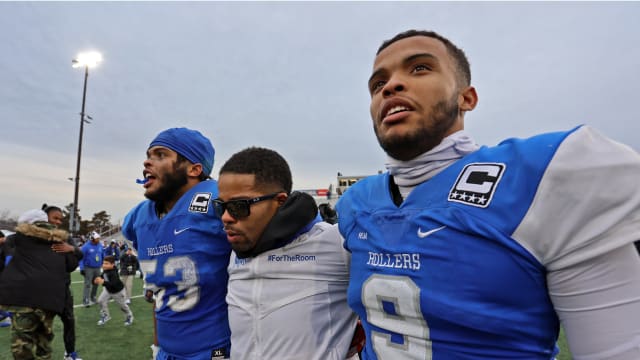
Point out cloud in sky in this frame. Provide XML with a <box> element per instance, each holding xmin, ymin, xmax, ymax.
<box><xmin>1</xmin><ymin>2</ymin><xmax>639</xmax><ymax>223</ymax></box>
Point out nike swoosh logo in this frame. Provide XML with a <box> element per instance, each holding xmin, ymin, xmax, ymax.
<box><xmin>417</xmin><ymin>225</ymin><xmax>446</xmax><ymax>238</ymax></box>
<box><xmin>174</xmin><ymin>227</ymin><xmax>191</xmax><ymax>235</ymax></box>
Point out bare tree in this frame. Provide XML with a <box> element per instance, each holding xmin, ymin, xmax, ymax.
<box><xmin>90</xmin><ymin>211</ymin><xmax>112</xmax><ymax>235</ymax></box>
<box><xmin>0</xmin><ymin>209</ymin><xmax>17</xmax><ymax>230</ymax></box>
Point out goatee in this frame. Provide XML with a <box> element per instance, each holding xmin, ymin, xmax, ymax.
<box><xmin>375</xmin><ymin>95</ymin><xmax>459</xmax><ymax>161</ymax></box>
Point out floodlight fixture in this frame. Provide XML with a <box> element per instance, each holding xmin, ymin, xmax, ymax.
<box><xmin>72</xmin><ymin>51</ymin><xmax>103</xmax><ymax>68</ymax></box>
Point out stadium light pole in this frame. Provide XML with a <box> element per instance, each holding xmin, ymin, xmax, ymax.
<box><xmin>70</xmin><ymin>51</ymin><xmax>102</xmax><ymax>236</ymax></box>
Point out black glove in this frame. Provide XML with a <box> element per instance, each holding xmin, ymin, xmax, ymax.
<box><xmin>80</xmin><ymin>269</ymin><xmax>85</xmax><ymax>276</ymax></box>
<box><xmin>139</xmin><ymin>272</ymin><xmax>144</xmax><ymax>279</ymax></box>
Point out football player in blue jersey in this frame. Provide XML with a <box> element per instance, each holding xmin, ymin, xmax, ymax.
<box><xmin>122</xmin><ymin>127</ymin><xmax>231</xmax><ymax>360</ymax></box>
<box><xmin>335</xmin><ymin>29</ymin><xmax>640</xmax><ymax>359</ymax></box>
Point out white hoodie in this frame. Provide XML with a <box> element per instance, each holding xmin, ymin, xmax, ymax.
<box><xmin>227</xmin><ymin>222</ymin><xmax>358</xmax><ymax>360</ymax></box>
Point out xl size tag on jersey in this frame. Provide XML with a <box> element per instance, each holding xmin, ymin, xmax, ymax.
<box><xmin>210</xmin><ymin>348</ymin><xmax>227</xmax><ymax>360</ymax></box>
<box><xmin>189</xmin><ymin>192</ymin><xmax>212</xmax><ymax>213</ymax></box>
<box><xmin>448</xmin><ymin>163</ymin><xmax>505</xmax><ymax>208</ymax></box>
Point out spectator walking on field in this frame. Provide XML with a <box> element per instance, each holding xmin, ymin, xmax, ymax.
<box><xmin>80</xmin><ymin>231</ymin><xmax>103</xmax><ymax>307</ymax></box>
<box><xmin>119</xmin><ymin>247</ymin><xmax>140</xmax><ymax>304</ymax></box>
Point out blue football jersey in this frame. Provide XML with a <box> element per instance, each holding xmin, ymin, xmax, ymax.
<box><xmin>122</xmin><ymin>180</ymin><xmax>231</xmax><ymax>357</ymax></box>
<box><xmin>336</xmin><ymin>129</ymin><xmax>580</xmax><ymax>359</ymax></box>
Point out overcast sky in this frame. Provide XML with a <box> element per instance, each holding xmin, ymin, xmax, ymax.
<box><xmin>1</xmin><ymin>1</ymin><xmax>639</xmax><ymax>224</ymax></box>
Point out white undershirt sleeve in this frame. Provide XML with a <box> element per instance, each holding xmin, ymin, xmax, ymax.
<box><xmin>548</xmin><ymin>244</ymin><xmax>640</xmax><ymax>359</ymax></box>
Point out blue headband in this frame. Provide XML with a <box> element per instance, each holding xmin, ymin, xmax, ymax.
<box><xmin>149</xmin><ymin>127</ymin><xmax>215</xmax><ymax>177</ymax></box>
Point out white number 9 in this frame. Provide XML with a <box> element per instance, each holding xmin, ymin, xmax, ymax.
<box><xmin>362</xmin><ymin>274</ymin><xmax>432</xmax><ymax>359</ymax></box>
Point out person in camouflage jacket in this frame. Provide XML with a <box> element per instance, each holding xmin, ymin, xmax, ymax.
<box><xmin>0</xmin><ymin>209</ymin><xmax>78</xmax><ymax>359</ymax></box>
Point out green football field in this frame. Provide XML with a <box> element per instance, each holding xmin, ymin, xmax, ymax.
<box><xmin>0</xmin><ymin>271</ymin><xmax>572</xmax><ymax>359</ymax></box>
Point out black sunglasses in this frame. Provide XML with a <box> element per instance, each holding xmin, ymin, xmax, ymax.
<box><xmin>213</xmin><ymin>192</ymin><xmax>281</xmax><ymax>219</ymax></box>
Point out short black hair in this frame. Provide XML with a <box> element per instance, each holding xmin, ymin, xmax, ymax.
<box><xmin>219</xmin><ymin>147</ymin><xmax>292</xmax><ymax>194</ymax></box>
<box><xmin>377</xmin><ymin>29</ymin><xmax>471</xmax><ymax>86</ymax></box>
<box><xmin>104</xmin><ymin>255</ymin><xmax>116</xmax><ymax>264</ymax></box>
<box><xmin>41</xmin><ymin>203</ymin><xmax>62</xmax><ymax>214</ymax></box>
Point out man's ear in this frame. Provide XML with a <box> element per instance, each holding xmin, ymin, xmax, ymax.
<box><xmin>459</xmin><ymin>85</ymin><xmax>478</xmax><ymax>112</ymax></box>
<box><xmin>276</xmin><ymin>192</ymin><xmax>288</xmax><ymax>206</ymax></box>
<box><xmin>187</xmin><ymin>163</ymin><xmax>204</xmax><ymax>178</ymax></box>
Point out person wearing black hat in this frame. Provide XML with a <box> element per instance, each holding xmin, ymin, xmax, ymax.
<box><xmin>122</xmin><ymin>127</ymin><xmax>231</xmax><ymax>360</ymax></box>
<box><xmin>119</xmin><ymin>247</ymin><xmax>139</xmax><ymax>304</ymax></box>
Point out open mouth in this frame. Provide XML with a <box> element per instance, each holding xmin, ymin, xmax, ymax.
<box><xmin>385</xmin><ymin>105</ymin><xmax>410</xmax><ymax>118</ymax></box>
<box><xmin>381</xmin><ymin>99</ymin><xmax>413</xmax><ymax>123</ymax></box>
<box><xmin>142</xmin><ymin>172</ymin><xmax>156</xmax><ymax>188</ymax></box>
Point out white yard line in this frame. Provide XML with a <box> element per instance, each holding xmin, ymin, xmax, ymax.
<box><xmin>72</xmin><ymin>294</ymin><xmax>145</xmax><ymax>308</ymax></box>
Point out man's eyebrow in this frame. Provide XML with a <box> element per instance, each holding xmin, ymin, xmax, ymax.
<box><xmin>148</xmin><ymin>147</ymin><xmax>166</xmax><ymax>154</ymax></box>
<box><xmin>405</xmin><ymin>52</ymin><xmax>438</xmax><ymax>64</ymax></box>
<box><xmin>368</xmin><ymin>68</ymin><xmax>385</xmax><ymax>87</ymax></box>
<box><xmin>147</xmin><ymin>147</ymin><xmax>162</xmax><ymax>157</ymax></box>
